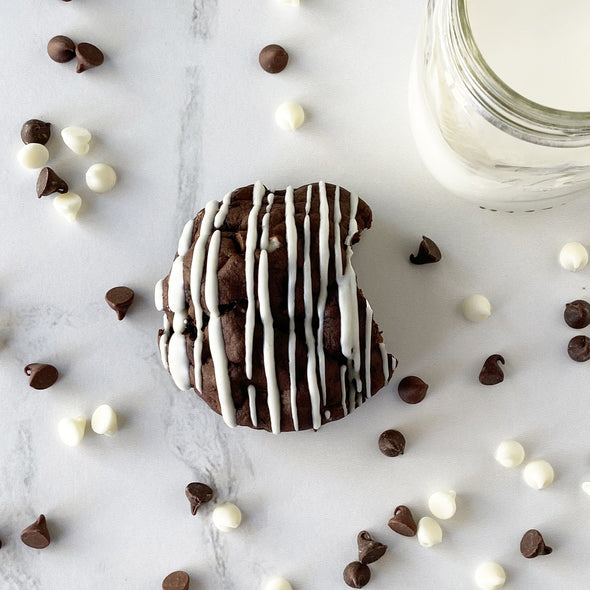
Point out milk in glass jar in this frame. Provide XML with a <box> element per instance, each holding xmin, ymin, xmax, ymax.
<box><xmin>409</xmin><ymin>0</ymin><xmax>590</xmax><ymax>211</ymax></box>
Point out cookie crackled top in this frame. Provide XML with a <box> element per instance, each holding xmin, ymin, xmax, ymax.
<box><xmin>155</xmin><ymin>181</ymin><xmax>396</xmax><ymax>433</ymax></box>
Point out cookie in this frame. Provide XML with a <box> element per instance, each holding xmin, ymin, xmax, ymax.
<box><xmin>156</xmin><ymin>181</ymin><xmax>396</xmax><ymax>432</ymax></box>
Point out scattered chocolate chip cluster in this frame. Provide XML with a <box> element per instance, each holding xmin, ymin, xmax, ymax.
<box><xmin>255</xmin><ymin>7</ymin><xmax>306</xmax><ymax>131</ymax></box>
<box><xmin>558</xmin><ymin>241</ymin><xmax>590</xmax><ymax>361</ymax></box>
<box><xmin>47</xmin><ymin>35</ymin><xmax>104</xmax><ymax>73</ymax></box>
<box><xmin>17</xmin><ymin>118</ymin><xmax>117</xmax><ymax>222</ymax></box>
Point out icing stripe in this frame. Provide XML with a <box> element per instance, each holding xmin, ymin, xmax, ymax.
<box><xmin>365</xmin><ymin>301</ymin><xmax>373</xmax><ymax>397</ymax></box>
<box><xmin>154</xmin><ymin>279</ymin><xmax>164</xmax><ymax>311</ymax></box>
<box><xmin>317</xmin><ymin>181</ymin><xmax>330</xmax><ymax>405</ymax></box>
<box><xmin>380</xmin><ymin>342</ymin><xmax>391</xmax><ymax>383</ymax></box>
<box><xmin>245</xmin><ymin>181</ymin><xmax>265</xmax><ymax>380</ymax></box>
<box><xmin>167</xmin><ymin>256</ymin><xmax>187</xmax><ymax>315</ymax></box>
<box><xmin>189</xmin><ymin>200</ymin><xmax>221</xmax><ymax>393</ymax></box>
<box><xmin>177</xmin><ymin>218</ymin><xmax>194</xmax><ymax>257</ymax></box>
<box><xmin>257</xmin><ymin>194</ymin><xmax>281</xmax><ymax>433</ymax></box>
<box><xmin>258</xmin><ymin>249</ymin><xmax>281</xmax><ymax>434</ymax></box>
<box><xmin>168</xmin><ymin>332</ymin><xmax>191</xmax><ymax>390</ymax></box>
<box><xmin>159</xmin><ymin>315</ymin><xmax>170</xmax><ymax>369</ymax></box>
<box><xmin>204</xmin><ymin>229</ymin><xmax>236</xmax><ymax>428</ymax></box>
<box><xmin>285</xmin><ymin>186</ymin><xmax>299</xmax><ymax>430</ymax></box>
<box><xmin>248</xmin><ymin>385</ymin><xmax>258</xmax><ymax>427</ymax></box>
<box><xmin>303</xmin><ymin>186</ymin><xmax>322</xmax><ymax>429</ymax></box>
<box><xmin>340</xmin><ymin>364</ymin><xmax>348</xmax><ymax>416</ymax></box>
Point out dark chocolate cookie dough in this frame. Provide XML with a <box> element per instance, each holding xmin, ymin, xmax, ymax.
<box><xmin>156</xmin><ymin>182</ymin><xmax>396</xmax><ymax>432</ymax></box>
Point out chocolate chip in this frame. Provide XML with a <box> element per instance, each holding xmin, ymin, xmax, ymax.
<box><xmin>409</xmin><ymin>236</ymin><xmax>442</xmax><ymax>265</ymax></box>
<box><xmin>398</xmin><ymin>375</ymin><xmax>428</xmax><ymax>404</ymax></box>
<box><xmin>21</xmin><ymin>515</ymin><xmax>50</xmax><ymax>549</ymax></box>
<box><xmin>478</xmin><ymin>354</ymin><xmax>505</xmax><ymax>385</ymax></box>
<box><xmin>185</xmin><ymin>482</ymin><xmax>213</xmax><ymax>515</ymax></box>
<box><xmin>387</xmin><ymin>505</ymin><xmax>417</xmax><ymax>537</ymax></box>
<box><xmin>357</xmin><ymin>530</ymin><xmax>387</xmax><ymax>565</ymax></box>
<box><xmin>520</xmin><ymin>529</ymin><xmax>552</xmax><ymax>558</ymax></box>
<box><xmin>21</xmin><ymin>119</ymin><xmax>51</xmax><ymax>145</ymax></box>
<box><xmin>162</xmin><ymin>570</ymin><xmax>190</xmax><ymax>590</ymax></box>
<box><xmin>75</xmin><ymin>42</ymin><xmax>104</xmax><ymax>73</ymax></box>
<box><xmin>47</xmin><ymin>35</ymin><xmax>76</xmax><ymax>63</ymax></box>
<box><xmin>564</xmin><ymin>300</ymin><xmax>590</xmax><ymax>329</ymax></box>
<box><xmin>568</xmin><ymin>335</ymin><xmax>590</xmax><ymax>362</ymax></box>
<box><xmin>105</xmin><ymin>286</ymin><xmax>135</xmax><ymax>320</ymax></box>
<box><xmin>378</xmin><ymin>429</ymin><xmax>406</xmax><ymax>457</ymax></box>
<box><xmin>259</xmin><ymin>44</ymin><xmax>289</xmax><ymax>74</ymax></box>
<box><xmin>24</xmin><ymin>363</ymin><xmax>59</xmax><ymax>390</ymax></box>
<box><xmin>36</xmin><ymin>167</ymin><xmax>69</xmax><ymax>198</ymax></box>
<box><xmin>343</xmin><ymin>561</ymin><xmax>371</xmax><ymax>588</ymax></box>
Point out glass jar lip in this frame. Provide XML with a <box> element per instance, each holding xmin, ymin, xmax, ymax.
<box><xmin>452</xmin><ymin>0</ymin><xmax>590</xmax><ymax>146</ymax></box>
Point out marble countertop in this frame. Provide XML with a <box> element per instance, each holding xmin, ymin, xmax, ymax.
<box><xmin>2</xmin><ymin>1</ymin><xmax>590</xmax><ymax>589</ymax></box>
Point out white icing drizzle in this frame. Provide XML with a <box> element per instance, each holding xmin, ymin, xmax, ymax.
<box><xmin>317</xmin><ymin>181</ymin><xmax>330</xmax><ymax>405</ymax></box>
<box><xmin>333</xmin><ymin>187</ymin><xmax>362</xmax><ymax>407</ymax></box>
<box><xmin>303</xmin><ymin>185</ymin><xmax>322</xmax><ymax>430</ymax></box>
<box><xmin>379</xmin><ymin>342</ymin><xmax>390</xmax><ymax>383</ymax></box>
<box><xmin>365</xmin><ymin>300</ymin><xmax>374</xmax><ymax>397</ymax></box>
<box><xmin>159</xmin><ymin>315</ymin><xmax>170</xmax><ymax>369</ymax></box>
<box><xmin>168</xmin><ymin>332</ymin><xmax>191</xmax><ymax>390</ymax></box>
<box><xmin>260</xmin><ymin>193</ymin><xmax>274</xmax><ymax>249</ymax></box>
<box><xmin>167</xmin><ymin>256</ymin><xmax>187</xmax><ymax>315</ymax></box>
<box><xmin>344</xmin><ymin>191</ymin><xmax>362</xmax><ymax>393</ymax></box>
<box><xmin>340</xmin><ymin>365</ymin><xmax>348</xmax><ymax>416</ymax></box>
<box><xmin>154</xmin><ymin>279</ymin><xmax>164</xmax><ymax>311</ymax></box>
<box><xmin>214</xmin><ymin>191</ymin><xmax>231</xmax><ymax>228</ymax></box>
<box><xmin>257</xmin><ymin>194</ymin><xmax>282</xmax><ymax>434</ymax></box>
<box><xmin>258</xmin><ymin>249</ymin><xmax>281</xmax><ymax>434</ymax></box>
<box><xmin>204</xmin><ymin>229</ymin><xmax>236</xmax><ymax>428</ymax></box>
<box><xmin>189</xmin><ymin>200</ymin><xmax>221</xmax><ymax>393</ymax></box>
<box><xmin>178</xmin><ymin>218</ymin><xmax>194</xmax><ymax>256</ymax></box>
<box><xmin>248</xmin><ymin>384</ymin><xmax>258</xmax><ymax>427</ymax></box>
<box><xmin>285</xmin><ymin>186</ymin><xmax>299</xmax><ymax>431</ymax></box>
<box><xmin>245</xmin><ymin>181</ymin><xmax>265</xmax><ymax>380</ymax></box>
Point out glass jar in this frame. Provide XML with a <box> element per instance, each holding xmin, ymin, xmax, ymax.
<box><xmin>409</xmin><ymin>0</ymin><xmax>590</xmax><ymax>212</ymax></box>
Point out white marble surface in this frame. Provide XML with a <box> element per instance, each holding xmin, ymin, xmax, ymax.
<box><xmin>2</xmin><ymin>1</ymin><xmax>590</xmax><ymax>589</ymax></box>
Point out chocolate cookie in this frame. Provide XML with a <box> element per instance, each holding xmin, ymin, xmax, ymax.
<box><xmin>156</xmin><ymin>182</ymin><xmax>396</xmax><ymax>432</ymax></box>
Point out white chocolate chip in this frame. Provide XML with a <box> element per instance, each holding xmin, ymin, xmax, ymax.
<box><xmin>582</xmin><ymin>481</ymin><xmax>590</xmax><ymax>495</ymax></box>
<box><xmin>86</xmin><ymin>163</ymin><xmax>117</xmax><ymax>194</ymax></box>
<box><xmin>474</xmin><ymin>561</ymin><xmax>506</xmax><ymax>590</ymax></box>
<box><xmin>428</xmin><ymin>490</ymin><xmax>457</xmax><ymax>520</ymax></box>
<box><xmin>61</xmin><ymin>126</ymin><xmax>92</xmax><ymax>155</ymax></box>
<box><xmin>53</xmin><ymin>192</ymin><xmax>82</xmax><ymax>223</ymax></box>
<box><xmin>275</xmin><ymin>101</ymin><xmax>305</xmax><ymax>131</ymax></box>
<box><xmin>462</xmin><ymin>294</ymin><xmax>492</xmax><ymax>322</ymax></box>
<box><xmin>212</xmin><ymin>502</ymin><xmax>242</xmax><ymax>532</ymax></box>
<box><xmin>494</xmin><ymin>440</ymin><xmax>525</xmax><ymax>468</ymax></box>
<box><xmin>417</xmin><ymin>516</ymin><xmax>442</xmax><ymax>547</ymax></box>
<box><xmin>58</xmin><ymin>416</ymin><xmax>87</xmax><ymax>447</ymax></box>
<box><xmin>17</xmin><ymin>143</ymin><xmax>49</xmax><ymax>169</ymax></box>
<box><xmin>264</xmin><ymin>577</ymin><xmax>293</xmax><ymax>590</ymax></box>
<box><xmin>523</xmin><ymin>459</ymin><xmax>554</xmax><ymax>490</ymax></box>
<box><xmin>91</xmin><ymin>404</ymin><xmax>118</xmax><ymax>436</ymax></box>
<box><xmin>559</xmin><ymin>242</ymin><xmax>588</xmax><ymax>272</ymax></box>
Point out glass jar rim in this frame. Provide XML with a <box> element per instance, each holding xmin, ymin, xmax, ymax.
<box><xmin>451</xmin><ymin>0</ymin><xmax>590</xmax><ymax>146</ymax></box>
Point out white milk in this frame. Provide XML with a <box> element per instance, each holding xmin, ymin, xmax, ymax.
<box><xmin>408</xmin><ymin>0</ymin><xmax>590</xmax><ymax>210</ymax></box>
<box><xmin>467</xmin><ymin>0</ymin><xmax>590</xmax><ymax>112</ymax></box>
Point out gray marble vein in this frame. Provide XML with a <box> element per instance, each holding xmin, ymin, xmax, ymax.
<box><xmin>0</xmin><ymin>423</ymin><xmax>40</xmax><ymax>590</ymax></box>
<box><xmin>175</xmin><ymin>66</ymin><xmax>203</xmax><ymax>233</ymax></box>
<box><xmin>191</xmin><ymin>0</ymin><xmax>219</xmax><ymax>40</ymax></box>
